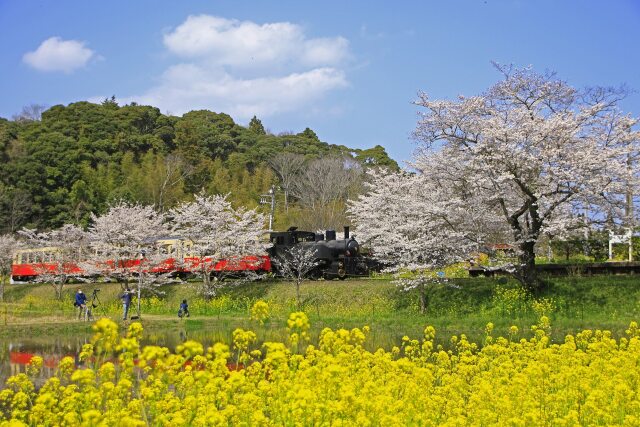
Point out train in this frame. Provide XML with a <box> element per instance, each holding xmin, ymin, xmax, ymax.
<box><xmin>268</xmin><ymin>226</ymin><xmax>369</xmax><ymax>279</ymax></box>
<box><xmin>11</xmin><ymin>227</ymin><xmax>368</xmax><ymax>283</ymax></box>
<box><xmin>11</xmin><ymin>237</ymin><xmax>272</xmax><ymax>283</ymax></box>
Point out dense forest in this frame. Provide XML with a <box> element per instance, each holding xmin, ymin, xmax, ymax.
<box><xmin>0</xmin><ymin>100</ymin><xmax>398</xmax><ymax>233</ymax></box>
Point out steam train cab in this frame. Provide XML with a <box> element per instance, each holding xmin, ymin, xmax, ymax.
<box><xmin>268</xmin><ymin>226</ymin><xmax>368</xmax><ymax>279</ymax></box>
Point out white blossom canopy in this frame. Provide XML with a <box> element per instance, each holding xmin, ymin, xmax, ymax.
<box><xmin>349</xmin><ymin>169</ymin><xmax>477</xmax><ymax>273</ymax></box>
<box><xmin>412</xmin><ymin>64</ymin><xmax>639</xmax><ymax>247</ymax></box>
<box><xmin>88</xmin><ymin>201</ymin><xmax>168</xmax><ymax>262</ymax></box>
<box><xmin>170</xmin><ymin>193</ymin><xmax>267</xmax><ymax>262</ymax></box>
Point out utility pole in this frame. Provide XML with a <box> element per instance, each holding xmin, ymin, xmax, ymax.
<box><xmin>137</xmin><ymin>249</ymin><xmax>145</xmax><ymax>319</ymax></box>
<box><xmin>260</xmin><ymin>185</ymin><xmax>276</xmax><ymax>230</ymax></box>
<box><xmin>627</xmin><ymin>153</ymin><xmax>634</xmax><ymax>262</ymax></box>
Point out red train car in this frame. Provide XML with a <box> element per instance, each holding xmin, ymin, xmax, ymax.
<box><xmin>11</xmin><ymin>247</ymin><xmax>84</xmax><ymax>282</ymax></box>
<box><xmin>11</xmin><ymin>238</ymin><xmax>271</xmax><ymax>283</ymax></box>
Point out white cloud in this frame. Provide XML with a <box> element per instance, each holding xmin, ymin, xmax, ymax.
<box><xmin>114</xmin><ymin>15</ymin><xmax>351</xmax><ymax>120</ymax></box>
<box><xmin>23</xmin><ymin>37</ymin><xmax>96</xmax><ymax>73</ymax></box>
<box><xmin>163</xmin><ymin>15</ymin><xmax>349</xmax><ymax>69</ymax></box>
<box><xmin>121</xmin><ymin>65</ymin><xmax>348</xmax><ymax>118</ymax></box>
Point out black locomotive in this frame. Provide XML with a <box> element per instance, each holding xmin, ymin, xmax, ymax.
<box><xmin>268</xmin><ymin>226</ymin><xmax>369</xmax><ymax>279</ymax></box>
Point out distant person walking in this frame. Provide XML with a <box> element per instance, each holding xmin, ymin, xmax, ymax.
<box><xmin>121</xmin><ymin>287</ymin><xmax>132</xmax><ymax>320</ymax></box>
<box><xmin>74</xmin><ymin>289</ymin><xmax>88</xmax><ymax>321</ymax></box>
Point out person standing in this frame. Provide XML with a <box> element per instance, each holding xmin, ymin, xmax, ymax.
<box><xmin>74</xmin><ymin>289</ymin><xmax>88</xmax><ymax>321</ymax></box>
<box><xmin>121</xmin><ymin>287</ymin><xmax>132</xmax><ymax>320</ymax></box>
<box><xmin>178</xmin><ymin>299</ymin><xmax>190</xmax><ymax>318</ymax></box>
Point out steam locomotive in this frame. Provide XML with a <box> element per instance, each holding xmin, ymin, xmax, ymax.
<box><xmin>268</xmin><ymin>226</ymin><xmax>369</xmax><ymax>279</ymax></box>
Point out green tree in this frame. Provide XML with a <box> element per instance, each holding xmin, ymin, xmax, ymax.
<box><xmin>355</xmin><ymin>145</ymin><xmax>399</xmax><ymax>170</ymax></box>
<box><xmin>248</xmin><ymin>115</ymin><xmax>266</xmax><ymax>135</ymax></box>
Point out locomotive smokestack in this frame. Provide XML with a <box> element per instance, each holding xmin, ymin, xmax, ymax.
<box><xmin>344</xmin><ymin>226</ymin><xmax>350</xmax><ymax>239</ymax></box>
<box><xmin>326</xmin><ymin>230</ymin><xmax>336</xmax><ymax>241</ymax></box>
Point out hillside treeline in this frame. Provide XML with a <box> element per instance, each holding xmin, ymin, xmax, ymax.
<box><xmin>0</xmin><ymin>100</ymin><xmax>397</xmax><ymax>232</ymax></box>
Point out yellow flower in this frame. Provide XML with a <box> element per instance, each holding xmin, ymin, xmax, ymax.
<box><xmin>250</xmin><ymin>300</ymin><xmax>270</xmax><ymax>324</ymax></box>
<box><xmin>58</xmin><ymin>356</ymin><xmax>75</xmax><ymax>378</ymax></box>
<box><xmin>126</xmin><ymin>322</ymin><xmax>144</xmax><ymax>339</ymax></box>
<box><xmin>26</xmin><ymin>356</ymin><xmax>43</xmax><ymax>377</ymax></box>
<box><xmin>91</xmin><ymin>318</ymin><xmax>119</xmax><ymax>355</ymax></box>
<box><xmin>176</xmin><ymin>340</ymin><xmax>203</xmax><ymax>360</ymax></box>
<box><xmin>2</xmin><ymin>318</ymin><xmax>640</xmax><ymax>426</ymax></box>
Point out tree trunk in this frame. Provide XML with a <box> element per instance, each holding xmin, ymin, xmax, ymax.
<box><xmin>419</xmin><ymin>283</ymin><xmax>428</xmax><ymax>314</ymax></box>
<box><xmin>137</xmin><ymin>277</ymin><xmax>142</xmax><ymax>318</ymax></box>
<box><xmin>54</xmin><ymin>282</ymin><xmax>64</xmax><ymax>300</ymax></box>
<box><xmin>0</xmin><ymin>275</ymin><xmax>5</xmax><ymax>302</ymax></box>
<box><xmin>517</xmin><ymin>240</ymin><xmax>543</xmax><ymax>293</ymax></box>
<box><xmin>202</xmin><ymin>271</ymin><xmax>213</xmax><ymax>301</ymax></box>
<box><xmin>295</xmin><ymin>280</ymin><xmax>301</xmax><ymax>310</ymax></box>
<box><xmin>506</xmin><ymin>198</ymin><xmax>545</xmax><ymax>293</ymax></box>
<box><xmin>284</xmin><ymin>189</ymin><xmax>289</xmax><ymax>213</ymax></box>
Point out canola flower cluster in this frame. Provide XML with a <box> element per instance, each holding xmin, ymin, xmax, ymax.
<box><xmin>2</xmin><ymin>314</ymin><xmax>640</xmax><ymax>426</ymax></box>
<box><xmin>250</xmin><ymin>300</ymin><xmax>270</xmax><ymax>325</ymax></box>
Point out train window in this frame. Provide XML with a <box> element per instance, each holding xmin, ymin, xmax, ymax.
<box><xmin>183</xmin><ymin>242</ymin><xmax>193</xmax><ymax>257</ymax></box>
<box><xmin>159</xmin><ymin>244</ymin><xmax>173</xmax><ymax>255</ymax></box>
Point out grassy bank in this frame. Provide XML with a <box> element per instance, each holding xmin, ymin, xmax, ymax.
<box><xmin>2</xmin><ymin>275</ymin><xmax>640</xmax><ymax>343</ymax></box>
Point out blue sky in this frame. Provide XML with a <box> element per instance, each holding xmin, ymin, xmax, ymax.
<box><xmin>1</xmin><ymin>0</ymin><xmax>639</xmax><ymax>164</ymax></box>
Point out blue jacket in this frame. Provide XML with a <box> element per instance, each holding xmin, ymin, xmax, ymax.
<box><xmin>180</xmin><ymin>302</ymin><xmax>188</xmax><ymax>311</ymax></box>
<box><xmin>75</xmin><ymin>292</ymin><xmax>87</xmax><ymax>306</ymax></box>
<box><xmin>121</xmin><ymin>291</ymin><xmax>132</xmax><ymax>305</ymax></box>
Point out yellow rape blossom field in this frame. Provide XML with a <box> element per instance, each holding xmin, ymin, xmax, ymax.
<box><xmin>2</xmin><ymin>311</ymin><xmax>640</xmax><ymax>426</ymax></box>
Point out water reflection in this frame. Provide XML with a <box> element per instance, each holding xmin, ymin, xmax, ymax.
<box><xmin>1</xmin><ymin>335</ymin><xmax>92</xmax><ymax>387</ymax></box>
<box><xmin>0</xmin><ymin>320</ymin><xmax>423</xmax><ymax>387</ymax></box>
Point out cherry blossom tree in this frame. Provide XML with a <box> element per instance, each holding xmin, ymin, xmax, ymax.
<box><xmin>87</xmin><ymin>201</ymin><xmax>170</xmax><ymax>317</ymax></box>
<box><xmin>19</xmin><ymin>224</ymin><xmax>90</xmax><ymax>300</ymax></box>
<box><xmin>349</xmin><ymin>169</ymin><xmax>479</xmax><ymax>313</ymax></box>
<box><xmin>411</xmin><ymin>64</ymin><xmax>639</xmax><ymax>291</ymax></box>
<box><xmin>170</xmin><ymin>193</ymin><xmax>267</xmax><ymax>299</ymax></box>
<box><xmin>272</xmin><ymin>245</ymin><xmax>320</xmax><ymax>309</ymax></box>
<box><xmin>0</xmin><ymin>234</ymin><xmax>21</xmax><ymax>301</ymax></box>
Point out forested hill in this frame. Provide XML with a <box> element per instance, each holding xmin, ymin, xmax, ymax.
<box><xmin>0</xmin><ymin>100</ymin><xmax>398</xmax><ymax>232</ymax></box>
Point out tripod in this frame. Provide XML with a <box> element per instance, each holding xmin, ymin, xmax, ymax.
<box><xmin>87</xmin><ymin>289</ymin><xmax>106</xmax><ymax>320</ymax></box>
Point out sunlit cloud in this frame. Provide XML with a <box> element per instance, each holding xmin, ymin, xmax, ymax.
<box><xmin>163</xmin><ymin>15</ymin><xmax>349</xmax><ymax>69</ymax></box>
<box><xmin>23</xmin><ymin>37</ymin><xmax>96</xmax><ymax>73</ymax></box>
<box><xmin>119</xmin><ymin>65</ymin><xmax>348</xmax><ymax>118</ymax></box>
<box><xmin>118</xmin><ymin>15</ymin><xmax>351</xmax><ymax>119</ymax></box>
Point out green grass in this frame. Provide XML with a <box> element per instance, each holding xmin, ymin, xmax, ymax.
<box><xmin>2</xmin><ymin>275</ymin><xmax>640</xmax><ymax>344</ymax></box>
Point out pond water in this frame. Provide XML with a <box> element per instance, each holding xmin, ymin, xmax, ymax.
<box><xmin>0</xmin><ymin>319</ymin><xmax>419</xmax><ymax>387</ymax></box>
